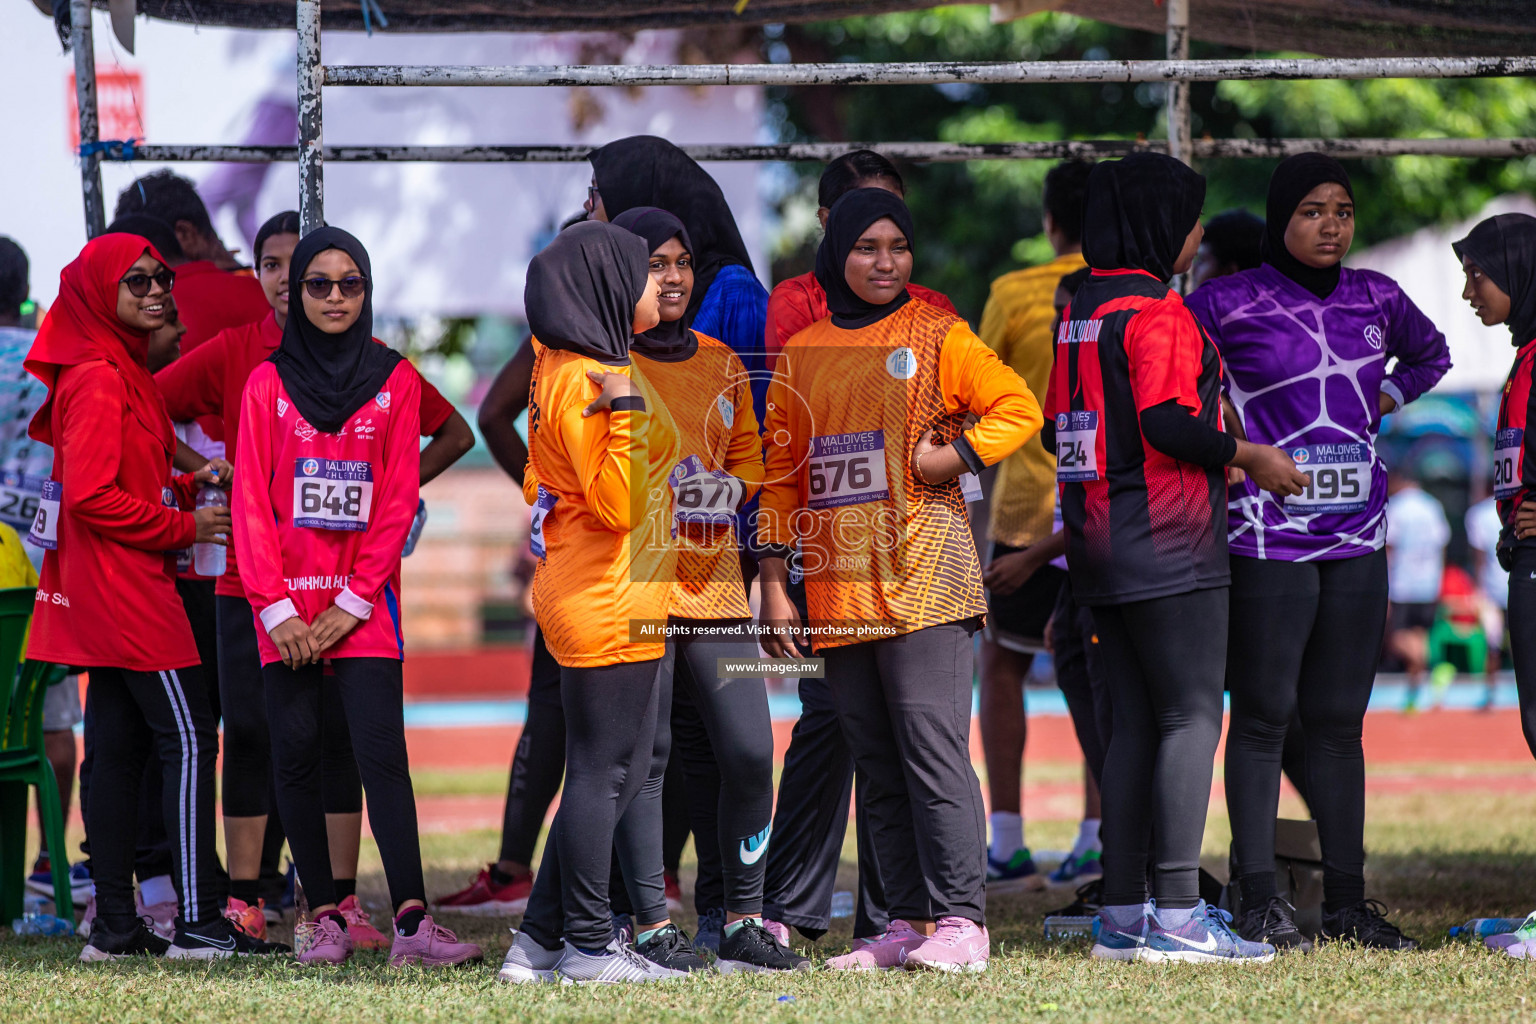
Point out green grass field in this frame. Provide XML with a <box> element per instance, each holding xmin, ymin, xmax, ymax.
<box><xmin>5</xmin><ymin>774</ymin><xmax>1536</xmax><ymax>1023</ymax></box>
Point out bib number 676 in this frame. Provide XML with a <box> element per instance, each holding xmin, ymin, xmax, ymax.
<box><xmin>809</xmin><ymin>456</ymin><xmax>872</xmax><ymax>496</ymax></box>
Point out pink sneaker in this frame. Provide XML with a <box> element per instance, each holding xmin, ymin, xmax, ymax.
<box><xmin>338</xmin><ymin>895</ymin><xmax>390</xmax><ymax>951</ymax></box>
<box><xmin>388</xmin><ymin>915</ymin><xmax>484</xmax><ymax>968</ymax></box>
<box><xmin>826</xmin><ymin>920</ymin><xmax>925</xmax><ymax>970</ymax></box>
<box><xmin>137</xmin><ymin>895</ymin><xmax>178</xmax><ymax>941</ymax></box>
<box><xmin>905</xmin><ymin>916</ymin><xmax>989</xmax><ymax>973</ymax></box>
<box><xmin>296</xmin><ymin>915</ymin><xmax>354</xmax><ymax>965</ymax></box>
<box><xmin>762</xmin><ymin>918</ymin><xmax>791</xmax><ymax>946</ymax></box>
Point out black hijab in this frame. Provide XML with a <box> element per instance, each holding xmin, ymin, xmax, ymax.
<box><xmin>589</xmin><ymin>136</ymin><xmax>753</xmax><ymax>324</ymax></box>
<box><xmin>1453</xmin><ymin>213</ymin><xmax>1536</xmax><ymax>348</ymax></box>
<box><xmin>1262</xmin><ymin>153</ymin><xmax>1354</xmax><ymax>300</ymax></box>
<box><xmin>270</xmin><ymin>227</ymin><xmax>401</xmax><ymax>434</ymax></box>
<box><xmin>524</xmin><ymin>220</ymin><xmax>651</xmax><ymax>365</ymax></box>
<box><xmin>610</xmin><ymin>206</ymin><xmax>696</xmax><ymax>360</ymax></box>
<box><xmin>1082</xmin><ymin>153</ymin><xmax>1205</xmax><ymax>283</ymax></box>
<box><xmin>814</xmin><ymin>188</ymin><xmax>915</xmax><ymax>329</ymax></box>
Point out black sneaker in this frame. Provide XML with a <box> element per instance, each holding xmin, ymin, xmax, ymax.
<box><xmin>79</xmin><ymin>917</ymin><xmax>170</xmax><ymax>962</ymax></box>
<box><xmin>716</xmin><ymin>919</ymin><xmax>812</xmax><ymax>974</ymax></box>
<box><xmin>634</xmin><ymin>923</ymin><xmax>711</xmax><ymax>973</ymax></box>
<box><xmin>1048</xmin><ymin>878</ymin><xmax>1104</xmax><ymax>919</ymax></box>
<box><xmin>168</xmin><ymin>917</ymin><xmax>291</xmax><ymax>959</ymax></box>
<box><xmin>1236</xmin><ymin>896</ymin><xmax>1312</xmax><ymax>951</ymax></box>
<box><xmin>1321</xmin><ymin>899</ymin><xmax>1419</xmax><ymax>951</ymax></box>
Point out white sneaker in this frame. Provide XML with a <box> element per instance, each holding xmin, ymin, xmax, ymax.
<box><xmin>556</xmin><ymin>939</ymin><xmax>689</xmax><ymax>984</ymax></box>
<box><xmin>499</xmin><ymin>930</ymin><xmax>562</xmax><ymax>983</ymax></box>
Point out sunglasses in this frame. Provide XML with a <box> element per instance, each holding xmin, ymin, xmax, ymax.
<box><xmin>301</xmin><ymin>276</ymin><xmax>368</xmax><ymax>300</ymax></box>
<box><xmin>119</xmin><ymin>270</ymin><xmax>175</xmax><ymax>298</ymax></box>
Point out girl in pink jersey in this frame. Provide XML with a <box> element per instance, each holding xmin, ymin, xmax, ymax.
<box><xmin>234</xmin><ymin>227</ymin><xmax>479</xmax><ymax>968</ymax></box>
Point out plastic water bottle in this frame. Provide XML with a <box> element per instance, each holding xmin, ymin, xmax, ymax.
<box><xmin>1449</xmin><ymin>917</ymin><xmax>1529</xmax><ymax>938</ymax></box>
<box><xmin>402</xmin><ymin>499</ymin><xmax>428</xmax><ymax>557</ymax></box>
<box><xmin>829</xmin><ymin>891</ymin><xmax>855</xmax><ymax>919</ymax></box>
<box><xmin>11</xmin><ymin>894</ymin><xmax>75</xmax><ymax>936</ymax></box>
<box><xmin>193</xmin><ymin>484</ymin><xmax>227</xmax><ymax>576</ymax></box>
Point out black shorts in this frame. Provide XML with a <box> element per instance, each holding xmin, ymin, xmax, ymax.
<box><xmin>1389</xmin><ymin>601</ymin><xmax>1437</xmax><ymax>634</ymax></box>
<box><xmin>983</xmin><ymin>542</ymin><xmax>1067</xmax><ymax>653</ymax></box>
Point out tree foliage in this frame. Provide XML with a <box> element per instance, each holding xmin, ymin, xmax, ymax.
<box><xmin>764</xmin><ymin>8</ymin><xmax>1536</xmax><ymax>320</ymax></box>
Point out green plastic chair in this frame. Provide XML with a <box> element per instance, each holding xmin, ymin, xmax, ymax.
<box><xmin>0</xmin><ymin>586</ymin><xmax>72</xmax><ymax>925</ymax></box>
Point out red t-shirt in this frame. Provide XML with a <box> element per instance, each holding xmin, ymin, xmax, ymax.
<box><xmin>764</xmin><ymin>271</ymin><xmax>959</xmax><ymax>356</ymax></box>
<box><xmin>169</xmin><ymin>262</ymin><xmax>272</xmax><ymax>443</ymax></box>
<box><xmin>156</xmin><ymin>312</ymin><xmax>455</xmax><ymax>598</ymax></box>
<box><xmin>234</xmin><ymin>360</ymin><xmax>421</xmax><ymax>664</ymax></box>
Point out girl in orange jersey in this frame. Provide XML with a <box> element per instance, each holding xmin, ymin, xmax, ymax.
<box><xmin>507</xmin><ymin>220</ymin><xmax>688</xmax><ymax>985</ymax></box>
<box><xmin>609</xmin><ymin>207</ymin><xmax>807</xmax><ymax>973</ymax></box>
<box><xmin>759</xmin><ymin>188</ymin><xmax>1043</xmax><ymax>973</ymax></box>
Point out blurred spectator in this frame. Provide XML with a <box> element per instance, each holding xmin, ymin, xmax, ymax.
<box><xmin>1386</xmin><ymin>468</ymin><xmax>1451</xmax><ymax>709</ymax></box>
<box><xmin>1466</xmin><ymin>492</ymin><xmax>1508</xmax><ymax>698</ymax></box>
<box><xmin>1189</xmin><ymin>208</ymin><xmax>1265</xmax><ymax>290</ymax></box>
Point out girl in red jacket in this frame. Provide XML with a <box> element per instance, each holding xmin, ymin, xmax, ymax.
<box><xmin>233</xmin><ymin>226</ymin><xmax>479</xmax><ymax>968</ymax></box>
<box><xmin>24</xmin><ymin>233</ymin><xmax>263</xmax><ymax>960</ymax></box>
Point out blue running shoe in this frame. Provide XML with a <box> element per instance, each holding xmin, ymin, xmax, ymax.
<box><xmin>986</xmin><ymin>849</ymin><xmax>1046</xmax><ymax>891</ymax></box>
<box><xmin>1143</xmin><ymin>902</ymin><xmax>1276</xmax><ymax>964</ymax></box>
<box><xmin>1048</xmin><ymin>849</ymin><xmax>1103</xmax><ymax>885</ymax></box>
<box><xmin>694</xmin><ymin>907</ymin><xmax>725</xmax><ymax>954</ymax></box>
<box><xmin>1091</xmin><ymin>908</ymin><xmax>1149</xmax><ymax>961</ymax></box>
<box><xmin>26</xmin><ymin>858</ymin><xmax>93</xmax><ymax>902</ymax></box>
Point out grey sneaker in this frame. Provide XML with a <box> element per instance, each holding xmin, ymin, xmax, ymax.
<box><xmin>556</xmin><ymin>939</ymin><xmax>690</xmax><ymax>984</ymax></box>
<box><xmin>498</xmin><ymin>930</ymin><xmax>562</xmax><ymax>984</ymax></box>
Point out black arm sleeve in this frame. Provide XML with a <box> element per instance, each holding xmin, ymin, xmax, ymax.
<box><xmin>1040</xmin><ymin>419</ymin><xmax>1056</xmax><ymax>453</ymax></box>
<box><xmin>1139</xmin><ymin>399</ymin><xmax>1238</xmax><ymax>470</ymax></box>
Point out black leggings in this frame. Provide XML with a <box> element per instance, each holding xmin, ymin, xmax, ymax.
<box><xmin>1506</xmin><ymin>545</ymin><xmax>1536</xmax><ymax>762</ymax></box>
<box><xmin>664</xmin><ymin>620</ymin><xmax>775</xmax><ymax>916</ymax></box>
<box><xmin>85</xmin><ymin>665</ymin><xmax>223</xmax><ymax>929</ymax></box>
<box><xmin>825</xmin><ymin>620</ymin><xmax>986</xmax><ymax>925</ymax></box>
<box><xmin>264</xmin><ymin>657</ymin><xmax>422</xmax><ymax>910</ymax></box>
<box><xmin>1093</xmin><ymin>587</ymin><xmax>1228</xmax><ymax>910</ymax></box>
<box><xmin>1225</xmin><ymin>552</ymin><xmax>1386</xmax><ymax>910</ymax></box>
<box><xmin>219</xmin><ymin>596</ymin><xmax>362</xmax><ymax>819</ymax></box>
<box><xmin>521</xmin><ymin>652</ymin><xmax>671</xmax><ymax>950</ymax></box>
<box><xmin>1052</xmin><ymin>580</ymin><xmax>1111</xmax><ymax>786</ymax></box>
<box><xmin>498</xmin><ymin>629</ymin><xmax>565</xmax><ymax>866</ymax></box>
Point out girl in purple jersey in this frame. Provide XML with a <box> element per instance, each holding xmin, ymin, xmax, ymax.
<box><xmin>1187</xmin><ymin>154</ymin><xmax>1450</xmax><ymax>952</ymax></box>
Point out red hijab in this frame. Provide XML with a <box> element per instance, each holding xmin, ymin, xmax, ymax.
<box><xmin>26</xmin><ymin>233</ymin><xmax>174</xmax><ymax>451</ymax></box>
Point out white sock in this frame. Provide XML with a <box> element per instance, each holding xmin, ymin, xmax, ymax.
<box><xmin>1071</xmin><ymin>818</ymin><xmax>1102</xmax><ymax>858</ymax></box>
<box><xmin>138</xmin><ymin>874</ymin><xmax>177</xmax><ymax>907</ymax></box>
<box><xmin>988</xmin><ymin>811</ymin><xmax>1024</xmax><ymax>863</ymax></box>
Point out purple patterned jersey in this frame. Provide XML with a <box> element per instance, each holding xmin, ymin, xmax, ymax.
<box><xmin>1187</xmin><ymin>265</ymin><xmax>1450</xmax><ymax>561</ymax></box>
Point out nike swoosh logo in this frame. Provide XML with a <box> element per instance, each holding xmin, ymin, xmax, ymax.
<box><xmin>739</xmin><ymin>824</ymin><xmax>772</xmax><ymax>866</ymax></box>
<box><xmin>1164</xmin><ymin>931</ymin><xmax>1218</xmax><ymax>952</ymax></box>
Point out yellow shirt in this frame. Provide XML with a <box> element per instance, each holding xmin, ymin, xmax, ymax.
<box><xmin>0</xmin><ymin>524</ymin><xmax>39</xmax><ymax>590</ymax></box>
<box><xmin>978</xmin><ymin>251</ymin><xmax>1087</xmax><ymax>548</ymax></box>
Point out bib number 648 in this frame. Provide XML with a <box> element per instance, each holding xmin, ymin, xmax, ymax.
<box><xmin>300</xmin><ymin>481</ymin><xmax>364</xmax><ymax>518</ymax></box>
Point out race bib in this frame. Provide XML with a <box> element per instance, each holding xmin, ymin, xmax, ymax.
<box><xmin>293</xmin><ymin>458</ymin><xmax>374</xmax><ymax>532</ymax></box>
<box><xmin>959</xmin><ymin>471</ymin><xmax>983</xmax><ymax>504</ymax></box>
<box><xmin>1284</xmin><ymin>443</ymin><xmax>1372</xmax><ymax>514</ymax></box>
<box><xmin>669</xmin><ymin>455</ymin><xmax>742</xmax><ymax>533</ymax></box>
<box><xmin>164</xmin><ymin>486</ymin><xmax>192</xmax><ymax>573</ymax></box>
<box><xmin>529</xmin><ymin>485</ymin><xmax>557</xmax><ymax>560</ymax></box>
<box><xmin>1495</xmin><ymin>428</ymin><xmax>1524</xmax><ymax>501</ymax></box>
<box><xmin>0</xmin><ymin>471</ymin><xmax>45</xmax><ymax>532</ymax></box>
<box><xmin>1055</xmin><ymin>412</ymin><xmax>1100</xmax><ymax>483</ymax></box>
<box><xmin>27</xmin><ymin>481</ymin><xmax>61</xmax><ymax>550</ymax></box>
<box><xmin>807</xmin><ymin>431</ymin><xmax>889</xmax><ymax>510</ymax></box>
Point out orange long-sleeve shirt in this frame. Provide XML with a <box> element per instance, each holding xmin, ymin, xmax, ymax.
<box><xmin>525</xmin><ymin>343</ymin><xmax>681</xmax><ymax>667</ymax></box>
<box><xmin>760</xmin><ymin>300</ymin><xmax>1042</xmax><ymax>648</ymax></box>
<box><xmin>635</xmin><ymin>331</ymin><xmax>763</xmax><ymax>621</ymax></box>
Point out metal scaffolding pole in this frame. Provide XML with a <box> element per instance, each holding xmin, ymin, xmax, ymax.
<box><xmin>70</xmin><ymin>0</ymin><xmax>105</xmax><ymax>238</ymax></box>
<box><xmin>1165</xmin><ymin>0</ymin><xmax>1191</xmax><ymax>165</ymax></box>
<box><xmin>320</xmin><ymin>55</ymin><xmax>1536</xmax><ymax>89</ymax></box>
<box><xmin>297</xmin><ymin>0</ymin><xmax>324</xmax><ymax>235</ymax></box>
<box><xmin>113</xmin><ymin>137</ymin><xmax>1536</xmax><ymax>164</ymax></box>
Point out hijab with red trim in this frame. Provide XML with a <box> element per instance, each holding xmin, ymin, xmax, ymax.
<box><xmin>25</xmin><ymin>232</ymin><xmax>174</xmax><ymax>450</ymax></box>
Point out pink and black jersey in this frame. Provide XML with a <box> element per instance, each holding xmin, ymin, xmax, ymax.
<box><xmin>1495</xmin><ymin>339</ymin><xmax>1536</xmax><ymax>551</ymax></box>
<box><xmin>1044</xmin><ymin>268</ymin><xmax>1228</xmax><ymax>605</ymax></box>
<box><xmin>1187</xmin><ymin>265</ymin><xmax>1450</xmax><ymax>562</ymax></box>
<box><xmin>233</xmin><ymin>360</ymin><xmax>421</xmax><ymax>666</ymax></box>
